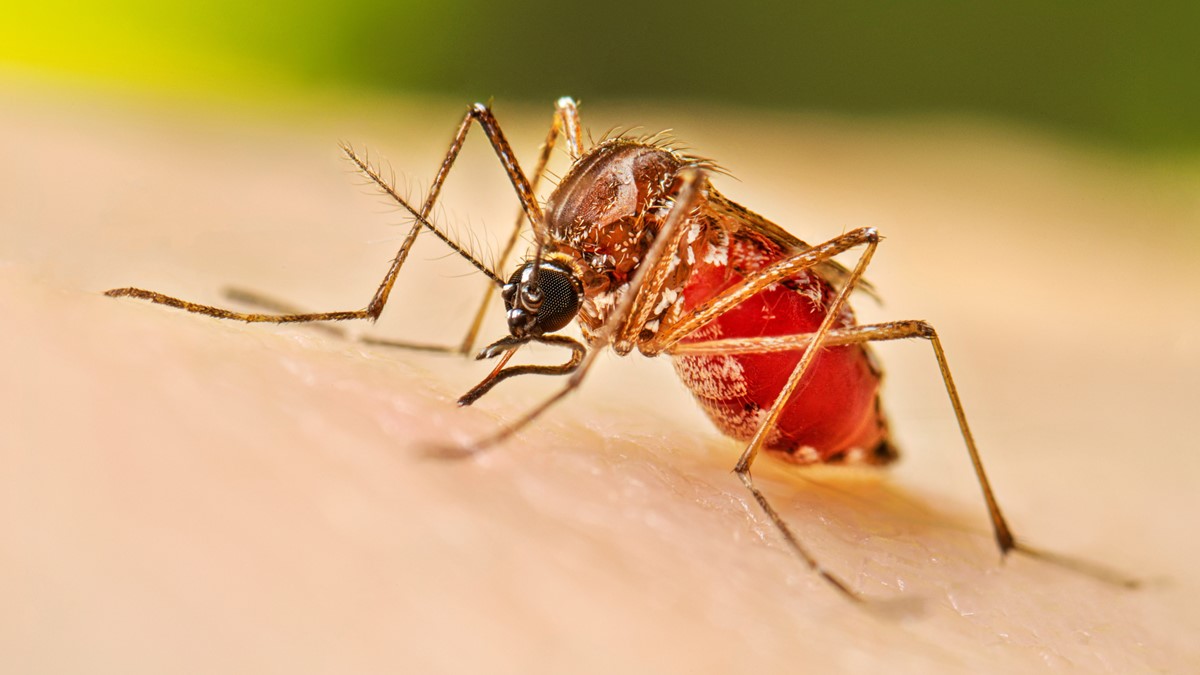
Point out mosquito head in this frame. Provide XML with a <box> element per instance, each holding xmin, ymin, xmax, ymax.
<box><xmin>501</xmin><ymin>259</ymin><xmax>583</xmax><ymax>338</ymax></box>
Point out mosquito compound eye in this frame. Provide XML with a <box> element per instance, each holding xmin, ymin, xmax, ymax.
<box><xmin>503</xmin><ymin>261</ymin><xmax>583</xmax><ymax>337</ymax></box>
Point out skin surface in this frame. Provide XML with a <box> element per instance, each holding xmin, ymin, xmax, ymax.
<box><xmin>3</xmin><ymin>79</ymin><xmax>1199</xmax><ymax>673</ymax></box>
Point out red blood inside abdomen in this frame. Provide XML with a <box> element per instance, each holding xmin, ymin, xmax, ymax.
<box><xmin>670</xmin><ymin>250</ymin><xmax>887</xmax><ymax>463</ymax></box>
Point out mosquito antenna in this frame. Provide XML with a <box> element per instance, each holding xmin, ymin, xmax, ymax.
<box><xmin>525</xmin><ymin>196</ymin><xmax>547</xmax><ymax>286</ymax></box>
<box><xmin>341</xmin><ymin>143</ymin><xmax>504</xmax><ymax>286</ymax></box>
<box><xmin>527</xmin><ymin>242</ymin><xmax>546</xmax><ymax>287</ymax></box>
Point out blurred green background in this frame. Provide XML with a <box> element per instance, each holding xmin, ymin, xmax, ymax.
<box><xmin>4</xmin><ymin>1</ymin><xmax>1197</xmax><ymax>152</ymax></box>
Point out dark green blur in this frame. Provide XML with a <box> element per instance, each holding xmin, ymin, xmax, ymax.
<box><xmin>5</xmin><ymin>1</ymin><xmax>1197</xmax><ymax>151</ymax></box>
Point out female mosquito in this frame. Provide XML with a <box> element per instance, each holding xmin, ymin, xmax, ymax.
<box><xmin>106</xmin><ymin>98</ymin><xmax>1132</xmax><ymax>600</ymax></box>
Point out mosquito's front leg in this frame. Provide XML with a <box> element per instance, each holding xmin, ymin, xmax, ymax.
<box><xmin>223</xmin><ymin>100</ymin><xmax>585</xmax><ymax>353</ymax></box>
<box><xmin>340</xmin><ymin>102</ymin><xmax>542</xmax><ymax>325</ymax></box>
<box><xmin>106</xmin><ymin>102</ymin><xmax>539</xmax><ymax>331</ymax></box>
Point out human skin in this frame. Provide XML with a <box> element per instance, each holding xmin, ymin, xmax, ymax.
<box><xmin>2</xmin><ymin>82</ymin><xmax>1198</xmax><ymax>672</ymax></box>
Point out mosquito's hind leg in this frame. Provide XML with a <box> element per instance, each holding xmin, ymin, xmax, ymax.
<box><xmin>670</xmin><ymin>319</ymin><xmax>1140</xmax><ymax>589</ymax></box>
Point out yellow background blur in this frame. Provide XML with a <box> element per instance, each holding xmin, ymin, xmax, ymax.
<box><xmin>5</xmin><ymin>1</ymin><xmax>1198</xmax><ymax>152</ymax></box>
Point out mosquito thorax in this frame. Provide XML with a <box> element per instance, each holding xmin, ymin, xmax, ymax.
<box><xmin>542</xmin><ymin>141</ymin><xmax>689</xmax><ymax>288</ymax></box>
<box><xmin>501</xmin><ymin>259</ymin><xmax>583</xmax><ymax>338</ymax></box>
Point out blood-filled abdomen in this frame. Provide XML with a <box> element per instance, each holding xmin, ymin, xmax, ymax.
<box><xmin>670</xmin><ymin>231</ymin><xmax>894</xmax><ymax>465</ymax></box>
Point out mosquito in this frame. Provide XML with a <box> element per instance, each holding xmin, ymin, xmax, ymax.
<box><xmin>106</xmin><ymin>98</ymin><xmax>1134</xmax><ymax>600</ymax></box>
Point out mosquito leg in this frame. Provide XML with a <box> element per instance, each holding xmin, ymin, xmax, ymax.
<box><xmin>102</xmin><ymin>286</ymin><xmax>375</xmax><ymax>324</ymax></box>
<box><xmin>220</xmin><ymin>287</ymin><xmax>349</xmax><ymax>338</ymax></box>
<box><xmin>457</xmin><ymin>98</ymin><xmax>584</xmax><ymax>355</ymax></box>
<box><xmin>207</xmin><ymin>286</ymin><xmax>464</xmax><ymax>353</ymax></box>
<box><xmin>735</xmin><ymin>468</ymin><xmax>863</xmax><ymax>601</ymax></box>
<box><xmin>347</xmin><ymin>102</ymin><xmax>543</xmax><ymax>324</ymax></box>
<box><xmin>218</xmin><ymin>100</ymin><xmax>580</xmax><ymax>352</ymax></box>
<box><xmin>223</xmin><ymin>99</ymin><xmax>579</xmax><ymax>352</ymax></box>
<box><xmin>669</xmin><ymin>321</ymin><xmax>1139</xmax><ymax>588</ymax></box>
<box><xmin>447</xmin><ymin>167</ymin><xmax>708</xmax><ymax>455</ymax></box>
<box><xmin>106</xmin><ymin>102</ymin><xmax>539</xmax><ymax>330</ymax></box>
